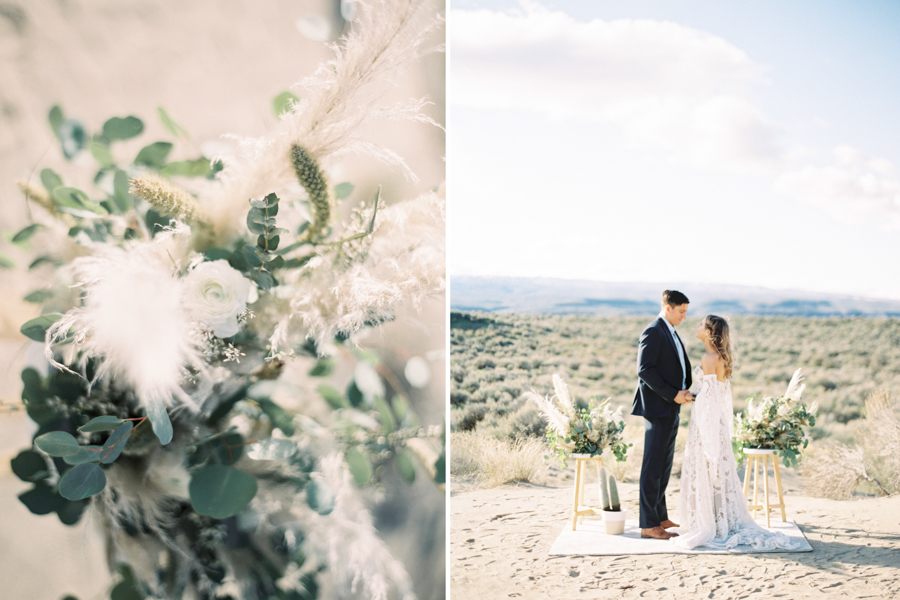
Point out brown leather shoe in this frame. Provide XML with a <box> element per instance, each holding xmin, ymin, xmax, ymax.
<box><xmin>660</xmin><ymin>519</ymin><xmax>680</xmax><ymax>529</ymax></box>
<box><xmin>641</xmin><ymin>526</ymin><xmax>678</xmax><ymax>539</ymax></box>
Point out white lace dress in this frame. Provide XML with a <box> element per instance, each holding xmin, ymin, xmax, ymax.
<box><xmin>672</xmin><ymin>368</ymin><xmax>803</xmax><ymax>550</ymax></box>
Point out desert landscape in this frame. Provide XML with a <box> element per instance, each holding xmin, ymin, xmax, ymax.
<box><xmin>450</xmin><ymin>310</ymin><xmax>900</xmax><ymax>599</ymax></box>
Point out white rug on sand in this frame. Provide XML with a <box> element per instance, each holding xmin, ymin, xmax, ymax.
<box><xmin>549</xmin><ymin>519</ymin><xmax>812</xmax><ymax>555</ymax></box>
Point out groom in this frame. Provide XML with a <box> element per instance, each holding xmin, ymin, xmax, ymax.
<box><xmin>632</xmin><ymin>290</ymin><xmax>694</xmax><ymax>540</ymax></box>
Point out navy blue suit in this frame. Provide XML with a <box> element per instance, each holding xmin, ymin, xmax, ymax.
<box><xmin>632</xmin><ymin>317</ymin><xmax>692</xmax><ymax>528</ymax></box>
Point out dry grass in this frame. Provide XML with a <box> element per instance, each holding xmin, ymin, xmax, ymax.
<box><xmin>802</xmin><ymin>390</ymin><xmax>900</xmax><ymax>499</ymax></box>
<box><xmin>450</xmin><ymin>432</ymin><xmax>548</xmax><ymax>488</ymax></box>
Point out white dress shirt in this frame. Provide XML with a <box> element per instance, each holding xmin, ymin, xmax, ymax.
<box><xmin>659</xmin><ymin>312</ymin><xmax>686</xmax><ymax>389</ymax></box>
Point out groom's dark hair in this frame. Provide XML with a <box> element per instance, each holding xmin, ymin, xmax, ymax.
<box><xmin>662</xmin><ymin>290</ymin><xmax>689</xmax><ymax>307</ymax></box>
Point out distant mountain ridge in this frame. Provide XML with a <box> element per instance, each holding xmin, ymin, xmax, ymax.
<box><xmin>451</xmin><ymin>276</ymin><xmax>900</xmax><ymax>317</ymax></box>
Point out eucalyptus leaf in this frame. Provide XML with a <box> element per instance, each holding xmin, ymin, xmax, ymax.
<box><xmin>58</xmin><ymin>118</ymin><xmax>86</xmax><ymax>159</ymax></box>
<box><xmin>347</xmin><ymin>380</ymin><xmax>364</xmax><ymax>408</ymax></box>
<box><xmin>189</xmin><ymin>465</ymin><xmax>257</xmax><ymax>519</ymax></box>
<box><xmin>20</xmin><ymin>313</ymin><xmax>63</xmax><ymax>341</ymax></box>
<box><xmin>160</xmin><ymin>157</ymin><xmax>216</xmax><ymax>178</ymax></box>
<box><xmin>113</xmin><ymin>169</ymin><xmax>134</xmax><ymax>211</ymax></box>
<box><xmin>29</xmin><ymin>255</ymin><xmax>62</xmax><ymax>270</ymax></box>
<box><xmin>374</xmin><ymin>396</ymin><xmax>396</xmax><ymax>434</ymax></box>
<box><xmin>34</xmin><ymin>430</ymin><xmax>80</xmax><ymax>457</ymax></box>
<box><xmin>59</xmin><ymin>462</ymin><xmax>107</xmax><ymax>500</ymax></box>
<box><xmin>433</xmin><ymin>453</ymin><xmax>446</xmax><ymax>484</ymax></box>
<box><xmin>246</xmin><ymin>438</ymin><xmax>297</xmax><ymax>460</ymax></box>
<box><xmin>395</xmin><ymin>449</ymin><xmax>416</xmax><ymax>483</ymax></box>
<box><xmin>317</xmin><ymin>385</ymin><xmax>348</xmax><ymax>410</ymax></box>
<box><xmin>257</xmin><ymin>398</ymin><xmax>296</xmax><ymax>436</ymax></box>
<box><xmin>146</xmin><ymin>401</ymin><xmax>173</xmax><ymax>445</ymax></box>
<box><xmin>0</xmin><ymin>253</ymin><xmax>13</xmax><ymax>269</ymax></box>
<box><xmin>63</xmin><ymin>445</ymin><xmax>103</xmax><ymax>465</ymax></box>
<box><xmin>305</xmin><ymin>479</ymin><xmax>334</xmax><ymax>515</ymax></box>
<box><xmin>10</xmin><ymin>450</ymin><xmax>50</xmax><ymax>482</ymax></box>
<box><xmin>12</xmin><ymin>224</ymin><xmax>43</xmax><ymax>245</ymax></box>
<box><xmin>23</xmin><ymin>289</ymin><xmax>54</xmax><ymax>304</ymax></box>
<box><xmin>334</xmin><ymin>182</ymin><xmax>354</xmax><ymax>200</ymax></box>
<box><xmin>102</xmin><ymin>116</ymin><xmax>144</xmax><ymax>141</ymax></box>
<box><xmin>90</xmin><ymin>140</ymin><xmax>115</xmax><ymax>167</ymax></box>
<box><xmin>134</xmin><ymin>141</ymin><xmax>172</xmax><ymax>167</ymax></box>
<box><xmin>345</xmin><ymin>447</ymin><xmax>372</xmax><ymax>485</ymax></box>
<box><xmin>48</xmin><ymin>105</ymin><xmax>64</xmax><ymax>137</ymax></box>
<box><xmin>56</xmin><ymin>497</ymin><xmax>89</xmax><ymax>525</ymax></box>
<box><xmin>18</xmin><ymin>481</ymin><xmax>64</xmax><ymax>515</ymax></box>
<box><xmin>52</xmin><ymin>186</ymin><xmax>108</xmax><ymax>214</ymax></box>
<box><xmin>309</xmin><ymin>358</ymin><xmax>335</xmax><ymax>377</ymax></box>
<box><xmin>40</xmin><ymin>168</ymin><xmax>63</xmax><ymax>193</ymax></box>
<box><xmin>79</xmin><ymin>415</ymin><xmax>125</xmax><ymax>433</ymax></box>
<box><xmin>258</xmin><ymin>235</ymin><xmax>280</xmax><ymax>251</ymax></box>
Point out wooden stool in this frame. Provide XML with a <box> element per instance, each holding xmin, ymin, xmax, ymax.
<box><xmin>570</xmin><ymin>454</ymin><xmax>604</xmax><ymax>530</ymax></box>
<box><xmin>742</xmin><ymin>448</ymin><xmax>786</xmax><ymax>528</ymax></box>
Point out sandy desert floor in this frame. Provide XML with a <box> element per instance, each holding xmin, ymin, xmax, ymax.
<box><xmin>450</xmin><ymin>474</ymin><xmax>900</xmax><ymax>600</ymax></box>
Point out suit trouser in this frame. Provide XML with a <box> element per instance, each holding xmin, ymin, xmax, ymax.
<box><xmin>639</xmin><ymin>414</ymin><xmax>680</xmax><ymax>529</ymax></box>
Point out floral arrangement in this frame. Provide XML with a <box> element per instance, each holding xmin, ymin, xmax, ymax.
<box><xmin>733</xmin><ymin>369</ymin><xmax>818</xmax><ymax>467</ymax></box>
<box><xmin>6</xmin><ymin>1</ymin><xmax>444</xmax><ymax>599</ymax></box>
<box><xmin>525</xmin><ymin>375</ymin><xmax>631</xmax><ymax>465</ymax></box>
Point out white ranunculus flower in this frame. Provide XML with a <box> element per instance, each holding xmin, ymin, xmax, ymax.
<box><xmin>184</xmin><ymin>260</ymin><xmax>251</xmax><ymax>338</ymax></box>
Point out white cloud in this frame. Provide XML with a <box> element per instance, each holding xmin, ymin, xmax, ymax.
<box><xmin>450</xmin><ymin>1</ymin><xmax>782</xmax><ymax>172</ymax></box>
<box><xmin>774</xmin><ymin>146</ymin><xmax>900</xmax><ymax>228</ymax></box>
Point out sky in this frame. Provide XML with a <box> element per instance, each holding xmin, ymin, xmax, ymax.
<box><xmin>447</xmin><ymin>0</ymin><xmax>900</xmax><ymax>299</ymax></box>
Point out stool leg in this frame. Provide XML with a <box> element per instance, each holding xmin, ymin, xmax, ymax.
<box><xmin>772</xmin><ymin>453</ymin><xmax>787</xmax><ymax>522</ymax></box>
<box><xmin>762</xmin><ymin>455</ymin><xmax>771</xmax><ymax>528</ymax></box>
<box><xmin>571</xmin><ymin>459</ymin><xmax>581</xmax><ymax>530</ymax></box>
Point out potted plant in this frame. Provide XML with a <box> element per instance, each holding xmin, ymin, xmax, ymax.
<box><xmin>599</xmin><ymin>468</ymin><xmax>626</xmax><ymax>535</ymax></box>
<box><xmin>733</xmin><ymin>369</ymin><xmax>818</xmax><ymax>467</ymax></box>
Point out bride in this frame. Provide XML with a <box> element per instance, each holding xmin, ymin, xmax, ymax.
<box><xmin>672</xmin><ymin>315</ymin><xmax>802</xmax><ymax>550</ymax></box>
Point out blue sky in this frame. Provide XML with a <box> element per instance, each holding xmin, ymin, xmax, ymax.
<box><xmin>448</xmin><ymin>0</ymin><xmax>900</xmax><ymax>298</ymax></box>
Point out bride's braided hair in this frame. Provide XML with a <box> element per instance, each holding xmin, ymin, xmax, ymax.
<box><xmin>703</xmin><ymin>314</ymin><xmax>733</xmax><ymax>379</ymax></box>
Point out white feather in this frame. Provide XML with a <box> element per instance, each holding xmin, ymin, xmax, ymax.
<box><xmin>46</xmin><ymin>242</ymin><xmax>204</xmax><ymax>441</ymax></box>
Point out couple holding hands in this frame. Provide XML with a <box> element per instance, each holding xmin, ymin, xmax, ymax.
<box><xmin>631</xmin><ymin>290</ymin><xmax>800</xmax><ymax>550</ymax></box>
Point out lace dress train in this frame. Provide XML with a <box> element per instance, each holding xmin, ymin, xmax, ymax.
<box><xmin>672</xmin><ymin>370</ymin><xmax>803</xmax><ymax>550</ymax></box>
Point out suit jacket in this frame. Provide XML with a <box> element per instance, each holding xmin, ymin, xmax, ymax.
<box><xmin>631</xmin><ymin>317</ymin><xmax>692</xmax><ymax>418</ymax></box>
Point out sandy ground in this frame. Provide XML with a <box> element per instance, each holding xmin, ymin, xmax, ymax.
<box><xmin>450</xmin><ymin>472</ymin><xmax>900</xmax><ymax>600</ymax></box>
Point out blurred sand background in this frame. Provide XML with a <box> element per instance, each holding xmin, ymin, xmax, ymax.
<box><xmin>0</xmin><ymin>1</ymin><xmax>445</xmax><ymax>598</ymax></box>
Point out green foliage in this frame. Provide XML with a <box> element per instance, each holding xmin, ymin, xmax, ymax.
<box><xmin>79</xmin><ymin>415</ymin><xmax>125</xmax><ymax>432</ymax></box>
<box><xmin>99</xmin><ymin>421</ymin><xmax>134</xmax><ymax>463</ymax></box>
<box><xmin>11</xmin><ymin>450</ymin><xmax>51</xmax><ymax>482</ymax></box>
<box><xmin>345</xmin><ymin>447</ymin><xmax>373</xmax><ymax>485</ymax></box>
<box><xmin>305</xmin><ymin>479</ymin><xmax>334</xmax><ymax>515</ymax></box>
<box><xmin>59</xmin><ymin>463</ymin><xmax>107</xmax><ymax>500</ymax></box>
<box><xmin>450</xmin><ymin>312</ymin><xmax>900</xmax><ymax>447</ymax></box>
<box><xmin>20</xmin><ymin>313</ymin><xmax>63</xmax><ymax>341</ymax></box>
<box><xmin>35</xmin><ymin>431</ymin><xmax>81</xmax><ymax>457</ymax></box>
<box><xmin>272</xmin><ymin>90</ymin><xmax>300</xmax><ymax>116</ymax></box>
<box><xmin>102</xmin><ymin>116</ymin><xmax>144</xmax><ymax>141</ymax></box>
<box><xmin>0</xmin><ymin>252</ymin><xmax>14</xmax><ymax>269</ymax></box>
<box><xmin>189</xmin><ymin>465</ymin><xmax>258</xmax><ymax>519</ymax></box>
<box><xmin>237</xmin><ymin>193</ymin><xmax>284</xmax><ymax>291</ymax></box>
<box><xmin>134</xmin><ymin>141</ymin><xmax>173</xmax><ymax>167</ymax></box>
<box><xmin>733</xmin><ymin>394</ymin><xmax>817</xmax><ymax>468</ymax></box>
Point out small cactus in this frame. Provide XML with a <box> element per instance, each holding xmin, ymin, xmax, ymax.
<box><xmin>599</xmin><ymin>468</ymin><xmax>610</xmax><ymax>510</ymax></box>
<box><xmin>607</xmin><ymin>471</ymin><xmax>620</xmax><ymax>511</ymax></box>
